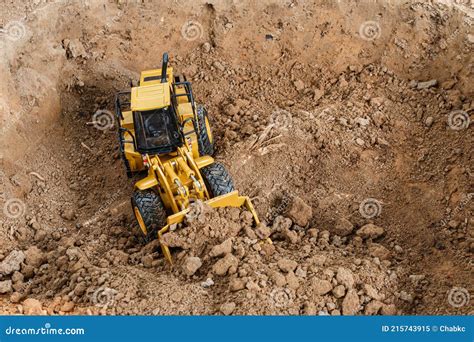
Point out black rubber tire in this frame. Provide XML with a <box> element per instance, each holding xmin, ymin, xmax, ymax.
<box><xmin>200</xmin><ymin>162</ymin><xmax>235</xmax><ymax>198</ymax></box>
<box><xmin>131</xmin><ymin>190</ymin><xmax>167</xmax><ymax>242</ymax></box>
<box><xmin>196</xmin><ymin>105</ymin><xmax>215</xmax><ymax>156</ymax></box>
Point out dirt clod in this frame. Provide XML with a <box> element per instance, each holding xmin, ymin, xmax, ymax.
<box><xmin>312</xmin><ymin>278</ymin><xmax>333</xmax><ymax>295</ymax></box>
<box><xmin>356</xmin><ymin>224</ymin><xmax>384</xmax><ymax>239</ymax></box>
<box><xmin>416</xmin><ymin>79</ymin><xmax>438</xmax><ymax>90</ymax></box>
<box><xmin>220</xmin><ymin>302</ymin><xmax>236</xmax><ymax>315</ymax></box>
<box><xmin>22</xmin><ymin>298</ymin><xmax>44</xmax><ymax>315</ymax></box>
<box><xmin>182</xmin><ymin>257</ymin><xmax>203</xmax><ymax>276</ymax></box>
<box><xmin>0</xmin><ymin>281</ymin><xmax>13</xmax><ymax>294</ymax></box>
<box><xmin>286</xmin><ymin>197</ymin><xmax>312</xmax><ymax>227</ymax></box>
<box><xmin>0</xmin><ymin>251</ymin><xmax>25</xmax><ymax>276</ymax></box>
<box><xmin>24</xmin><ymin>246</ymin><xmax>45</xmax><ymax>268</ymax></box>
<box><xmin>342</xmin><ymin>289</ymin><xmax>360</xmax><ymax>315</ymax></box>
<box><xmin>277</xmin><ymin>258</ymin><xmax>298</xmax><ymax>273</ymax></box>
<box><xmin>333</xmin><ymin>218</ymin><xmax>354</xmax><ymax>236</ymax></box>
<box><xmin>212</xmin><ymin>254</ymin><xmax>239</xmax><ymax>276</ymax></box>
<box><xmin>209</xmin><ymin>239</ymin><xmax>233</xmax><ymax>258</ymax></box>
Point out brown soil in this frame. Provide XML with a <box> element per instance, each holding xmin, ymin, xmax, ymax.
<box><xmin>0</xmin><ymin>0</ymin><xmax>472</xmax><ymax>315</ymax></box>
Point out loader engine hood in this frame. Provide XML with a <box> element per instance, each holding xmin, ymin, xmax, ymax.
<box><xmin>130</xmin><ymin>83</ymin><xmax>171</xmax><ymax>111</ymax></box>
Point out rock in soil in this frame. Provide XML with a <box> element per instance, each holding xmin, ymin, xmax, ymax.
<box><xmin>277</xmin><ymin>258</ymin><xmax>298</xmax><ymax>273</ymax></box>
<box><xmin>336</xmin><ymin>267</ymin><xmax>355</xmax><ymax>289</ymax></box>
<box><xmin>342</xmin><ymin>289</ymin><xmax>360</xmax><ymax>315</ymax></box>
<box><xmin>311</xmin><ymin>278</ymin><xmax>333</xmax><ymax>295</ymax></box>
<box><xmin>333</xmin><ymin>218</ymin><xmax>354</xmax><ymax>236</ymax></box>
<box><xmin>24</xmin><ymin>246</ymin><xmax>45</xmax><ymax>268</ymax></box>
<box><xmin>182</xmin><ymin>257</ymin><xmax>203</xmax><ymax>276</ymax></box>
<box><xmin>209</xmin><ymin>238</ymin><xmax>233</xmax><ymax>257</ymax></box>
<box><xmin>356</xmin><ymin>224</ymin><xmax>384</xmax><ymax>239</ymax></box>
<box><xmin>220</xmin><ymin>302</ymin><xmax>236</xmax><ymax>315</ymax></box>
<box><xmin>416</xmin><ymin>79</ymin><xmax>437</xmax><ymax>89</ymax></box>
<box><xmin>0</xmin><ymin>250</ymin><xmax>25</xmax><ymax>276</ymax></box>
<box><xmin>286</xmin><ymin>196</ymin><xmax>312</xmax><ymax>227</ymax></box>
<box><xmin>212</xmin><ymin>254</ymin><xmax>239</xmax><ymax>276</ymax></box>
<box><xmin>22</xmin><ymin>298</ymin><xmax>44</xmax><ymax>315</ymax></box>
<box><xmin>0</xmin><ymin>280</ymin><xmax>13</xmax><ymax>294</ymax></box>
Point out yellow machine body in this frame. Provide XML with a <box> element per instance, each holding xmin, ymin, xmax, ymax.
<box><xmin>115</xmin><ymin>54</ymin><xmax>260</xmax><ymax>264</ymax></box>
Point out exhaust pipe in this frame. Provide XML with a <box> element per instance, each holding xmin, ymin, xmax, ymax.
<box><xmin>161</xmin><ymin>52</ymin><xmax>169</xmax><ymax>83</ymax></box>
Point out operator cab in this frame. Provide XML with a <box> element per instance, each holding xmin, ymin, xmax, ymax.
<box><xmin>133</xmin><ymin>106</ymin><xmax>182</xmax><ymax>155</ymax></box>
<box><xmin>130</xmin><ymin>53</ymin><xmax>182</xmax><ymax>155</ymax></box>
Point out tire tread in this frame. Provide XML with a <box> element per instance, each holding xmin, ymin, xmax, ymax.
<box><xmin>132</xmin><ymin>190</ymin><xmax>167</xmax><ymax>242</ymax></box>
<box><xmin>201</xmin><ymin>162</ymin><xmax>235</xmax><ymax>197</ymax></box>
<box><xmin>196</xmin><ymin>105</ymin><xmax>214</xmax><ymax>156</ymax></box>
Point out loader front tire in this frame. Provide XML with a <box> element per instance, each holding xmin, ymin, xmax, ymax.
<box><xmin>201</xmin><ymin>162</ymin><xmax>235</xmax><ymax>198</ymax></box>
<box><xmin>131</xmin><ymin>190</ymin><xmax>167</xmax><ymax>243</ymax></box>
<box><xmin>196</xmin><ymin>105</ymin><xmax>214</xmax><ymax>156</ymax></box>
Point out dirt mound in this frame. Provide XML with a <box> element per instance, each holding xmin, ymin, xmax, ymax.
<box><xmin>159</xmin><ymin>203</ymin><xmax>398</xmax><ymax>315</ymax></box>
<box><xmin>0</xmin><ymin>203</ymin><xmax>398</xmax><ymax>316</ymax></box>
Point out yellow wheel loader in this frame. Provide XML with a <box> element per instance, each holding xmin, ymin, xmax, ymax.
<box><xmin>114</xmin><ymin>52</ymin><xmax>259</xmax><ymax>264</ymax></box>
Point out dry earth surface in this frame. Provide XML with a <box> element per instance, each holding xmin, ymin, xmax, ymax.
<box><xmin>0</xmin><ymin>0</ymin><xmax>472</xmax><ymax>315</ymax></box>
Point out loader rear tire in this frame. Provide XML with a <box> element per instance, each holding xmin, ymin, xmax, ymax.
<box><xmin>131</xmin><ymin>190</ymin><xmax>167</xmax><ymax>243</ymax></box>
<box><xmin>197</xmin><ymin>105</ymin><xmax>215</xmax><ymax>156</ymax></box>
<box><xmin>201</xmin><ymin>162</ymin><xmax>235</xmax><ymax>198</ymax></box>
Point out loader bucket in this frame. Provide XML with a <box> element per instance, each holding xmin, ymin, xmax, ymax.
<box><xmin>157</xmin><ymin>191</ymin><xmax>260</xmax><ymax>265</ymax></box>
